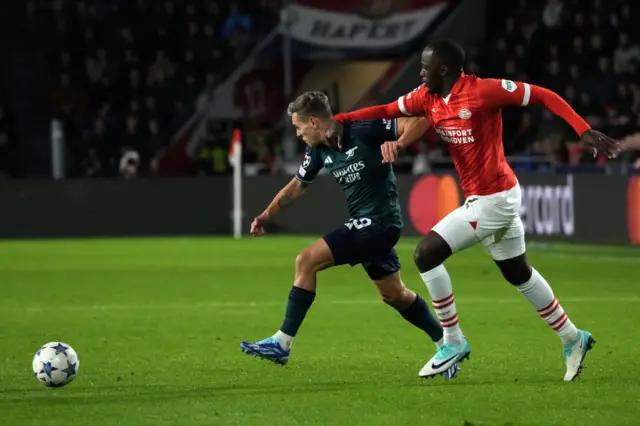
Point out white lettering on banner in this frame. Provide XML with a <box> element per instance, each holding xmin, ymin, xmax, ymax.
<box><xmin>282</xmin><ymin>3</ymin><xmax>447</xmax><ymax>48</ymax></box>
<box><xmin>435</xmin><ymin>127</ymin><xmax>475</xmax><ymax>145</ymax></box>
<box><xmin>519</xmin><ymin>175</ymin><xmax>575</xmax><ymax>236</ymax></box>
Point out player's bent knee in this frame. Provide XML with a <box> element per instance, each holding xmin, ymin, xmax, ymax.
<box><xmin>495</xmin><ymin>253</ymin><xmax>532</xmax><ymax>286</ymax></box>
<box><xmin>378</xmin><ymin>283</ymin><xmax>405</xmax><ymax>305</ymax></box>
<box><xmin>414</xmin><ymin>231</ymin><xmax>452</xmax><ymax>272</ymax></box>
<box><xmin>295</xmin><ymin>250</ymin><xmax>309</xmax><ymax>271</ymax></box>
<box><xmin>413</xmin><ymin>242</ymin><xmax>432</xmax><ymax>271</ymax></box>
<box><xmin>380</xmin><ymin>290</ymin><xmax>409</xmax><ymax>308</ymax></box>
<box><xmin>374</xmin><ymin>274</ymin><xmax>413</xmax><ymax>308</ymax></box>
<box><xmin>295</xmin><ymin>249</ymin><xmax>318</xmax><ymax>274</ymax></box>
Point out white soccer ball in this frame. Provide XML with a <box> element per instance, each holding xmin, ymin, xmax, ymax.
<box><xmin>32</xmin><ymin>342</ymin><xmax>79</xmax><ymax>387</ymax></box>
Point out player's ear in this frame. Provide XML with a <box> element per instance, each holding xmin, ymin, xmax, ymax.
<box><xmin>440</xmin><ymin>64</ymin><xmax>448</xmax><ymax>77</ymax></box>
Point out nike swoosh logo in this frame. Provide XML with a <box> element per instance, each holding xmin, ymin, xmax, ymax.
<box><xmin>431</xmin><ymin>354</ymin><xmax>458</xmax><ymax>370</ymax></box>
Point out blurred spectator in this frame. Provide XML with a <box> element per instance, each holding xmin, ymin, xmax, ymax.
<box><xmin>222</xmin><ymin>3</ymin><xmax>252</xmax><ymax>39</ymax></box>
<box><xmin>542</xmin><ymin>0</ymin><xmax>563</xmax><ymax>29</ymax></box>
<box><xmin>120</xmin><ymin>149</ymin><xmax>140</xmax><ymax>179</ymax></box>
<box><xmin>614</xmin><ymin>32</ymin><xmax>640</xmax><ymax>74</ymax></box>
<box><xmin>86</xmin><ymin>48</ymin><xmax>109</xmax><ymax>83</ymax></box>
<box><xmin>81</xmin><ymin>148</ymin><xmax>103</xmax><ymax>177</ymax></box>
<box><xmin>147</xmin><ymin>50</ymin><xmax>175</xmax><ymax>85</ymax></box>
<box><xmin>197</xmin><ymin>127</ymin><xmax>230</xmax><ymax>176</ymax></box>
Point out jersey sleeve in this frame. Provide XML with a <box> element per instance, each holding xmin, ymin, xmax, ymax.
<box><xmin>396</xmin><ymin>85</ymin><xmax>429</xmax><ymax>116</ymax></box>
<box><xmin>477</xmin><ymin>78</ymin><xmax>591</xmax><ymax>136</ymax></box>
<box><xmin>350</xmin><ymin>119</ymin><xmax>398</xmax><ymax>146</ymax></box>
<box><xmin>476</xmin><ymin>78</ymin><xmax>532</xmax><ymax>109</ymax></box>
<box><xmin>295</xmin><ymin>146</ymin><xmax>323</xmax><ymax>184</ymax></box>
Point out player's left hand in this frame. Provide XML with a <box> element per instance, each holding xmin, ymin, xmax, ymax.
<box><xmin>580</xmin><ymin>129</ymin><xmax>622</xmax><ymax>159</ymax></box>
<box><xmin>381</xmin><ymin>141</ymin><xmax>401</xmax><ymax>163</ymax></box>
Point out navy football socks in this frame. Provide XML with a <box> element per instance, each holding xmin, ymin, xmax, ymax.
<box><xmin>279</xmin><ymin>286</ymin><xmax>316</xmax><ymax>337</ymax></box>
<box><xmin>398</xmin><ymin>294</ymin><xmax>444</xmax><ymax>343</ymax></box>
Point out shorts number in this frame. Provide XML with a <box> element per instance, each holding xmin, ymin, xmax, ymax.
<box><xmin>345</xmin><ymin>218</ymin><xmax>372</xmax><ymax>230</ymax></box>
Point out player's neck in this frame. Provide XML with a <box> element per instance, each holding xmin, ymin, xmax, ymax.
<box><xmin>437</xmin><ymin>72</ymin><xmax>462</xmax><ymax>99</ymax></box>
<box><xmin>316</xmin><ymin>120</ymin><xmax>330</xmax><ymax>145</ymax></box>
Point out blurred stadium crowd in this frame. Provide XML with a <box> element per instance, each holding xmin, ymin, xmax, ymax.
<box><xmin>472</xmin><ymin>0</ymin><xmax>640</xmax><ymax>167</ymax></box>
<box><xmin>14</xmin><ymin>0</ymin><xmax>280</xmax><ymax>178</ymax></box>
<box><xmin>0</xmin><ymin>0</ymin><xmax>639</xmax><ymax>178</ymax></box>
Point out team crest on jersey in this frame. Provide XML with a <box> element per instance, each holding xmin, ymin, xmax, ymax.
<box><xmin>458</xmin><ymin>109</ymin><xmax>472</xmax><ymax>119</ymax></box>
<box><xmin>345</xmin><ymin>146</ymin><xmax>359</xmax><ymax>158</ymax></box>
<box><xmin>501</xmin><ymin>79</ymin><xmax>517</xmax><ymax>93</ymax></box>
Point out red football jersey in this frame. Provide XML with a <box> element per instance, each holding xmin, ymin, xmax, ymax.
<box><xmin>397</xmin><ymin>73</ymin><xmax>534</xmax><ymax>197</ymax></box>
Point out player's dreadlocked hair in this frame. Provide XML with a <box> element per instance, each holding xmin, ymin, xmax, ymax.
<box><xmin>287</xmin><ymin>91</ymin><xmax>332</xmax><ymax>119</ymax></box>
<box><xmin>426</xmin><ymin>39</ymin><xmax>466</xmax><ymax>73</ymax></box>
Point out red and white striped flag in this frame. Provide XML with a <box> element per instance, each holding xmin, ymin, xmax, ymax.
<box><xmin>228</xmin><ymin>128</ymin><xmax>242</xmax><ymax>168</ymax></box>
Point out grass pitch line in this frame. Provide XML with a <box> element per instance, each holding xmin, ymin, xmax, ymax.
<box><xmin>392</xmin><ymin>243</ymin><xmax>640</xmax><ymax>263</ymax></box>
<box><xmin>12</xmin><ymin>296</ymin><xmax>640</xmax><ymax>313</ymax></box>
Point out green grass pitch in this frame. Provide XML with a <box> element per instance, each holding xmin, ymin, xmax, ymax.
<box><xmin>1</xmin><ymin>236</ymin><xmax>640</xmax><ymax>425</ymax></box>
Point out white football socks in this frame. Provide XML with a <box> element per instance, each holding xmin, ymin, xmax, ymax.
<box><xmin>517</xmin><ymin>268</ymin><xmax>579</xmax><ymax>344</ymax></box>
<box><xmin>275</xmin><ymin>330</ymin><xmax>293</xmax><ymax>350</ymax></box>
<box><xmin>420</xmin><ymin>265</ymin><xmax>464</xmax><ymax>346</ymax></box>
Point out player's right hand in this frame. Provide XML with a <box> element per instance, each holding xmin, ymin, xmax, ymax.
<box><xmin>381</xmin><ymin>141</ymin><xmax>400</xmax><ymax>163</ymax></box>
<box><xmin>250</xmin><ymin>213</ymin><xmax>269</xmax><ymax>237</ymax></box>
<box><xmin>325</xmin><ymin>119</ymin><xmax>344</xmax><ymax>151</ymax></box>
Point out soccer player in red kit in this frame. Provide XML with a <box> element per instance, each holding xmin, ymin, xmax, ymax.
<box><xmin>327</xmin><ymin>40</ymin><xmax>621</xmax><ymax>381</ymax></box>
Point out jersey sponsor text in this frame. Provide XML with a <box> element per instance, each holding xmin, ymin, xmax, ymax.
<box><xmin>435</xmin><ymin>127</ymin><xmax>475</xmax><ymax>145</ymax></box>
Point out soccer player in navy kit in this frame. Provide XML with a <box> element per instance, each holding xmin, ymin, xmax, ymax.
<box><xmin>240</xmin><ymin>91</ymin><xmax>459</xmax><ymax>379</ymax></box>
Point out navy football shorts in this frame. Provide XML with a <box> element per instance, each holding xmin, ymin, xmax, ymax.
<box><xmin>323</xmin><ymin>218</ymin><xmax>401</xmax><ymax>280</ymax></box>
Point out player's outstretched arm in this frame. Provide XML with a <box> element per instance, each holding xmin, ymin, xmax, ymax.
<box><xmin>396</xmin><ymin>117</ymin><xmax>430</xmax><ymax>148</ymax></box>
<box><xmin>326</xmin><ymin>103</ymin><xmax>405</xmax><ymax>150</ymax></box>
<box><xmin>334</xmin><ymin>86</ymin><xmax>429</xmax><ymax>125</ymax></box>
<box><xmin>528</xmin><ymin>86</ymin><xmax>621</xmax><ymax>158</ymax></box>
<box><xmin>250</xmin><ymin>178</ymin><xmax>308</xmax><ymax>236</ymax></box>
<box><xmin>381</xmin><ymin>117</ymin><xmax>430</xmax><ymax>163</ymax></box>
<box><xmin>478</xmin><ymin>79</ymin><xmax>621</xmax><ymax>158</ymax></box>
<box><xmin>327</xmin><ymin>87</ymin><xmax>428</xmax><ymax>148</ymax></box>
<box><xmin>334</xmin><ymin>102</ymin><xmax>405</xmax><ymax>124</ymax></box>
